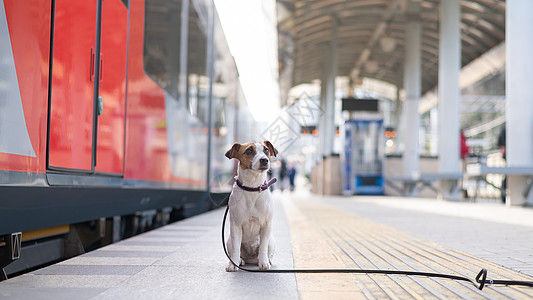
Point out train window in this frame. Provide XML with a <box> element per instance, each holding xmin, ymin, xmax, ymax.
<box><xmin>187</xmin><ymin>2</ymin><xmax>208</xmax><ymax>123</ymax></box>
<box><xmin>143</xmin><ymin>0</ymin><xmax>208</xmax><ymax>116</ymax></box>
<box><xmin>213</xmin><ymin>96</ymin><xmax>227</xmax><ymax>134</ymax></box>
<box><xmin>143</xmin><ymin>0</ymin><xmax>182</xmax><ymax>99</ymax></box>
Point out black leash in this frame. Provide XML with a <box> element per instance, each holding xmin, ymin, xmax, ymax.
<box><xmin>221</xmin><ymin>204</ymin><xmax>533</xmax><ymax>291</ymax></box>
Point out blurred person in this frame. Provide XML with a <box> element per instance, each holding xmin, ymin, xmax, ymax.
<box><xmin>460</xmin><ymin>129</ymin><xmax>470</xmax><ymax>160</ymax></box>
<box><xmin>279</xmin><ymin>159</ymin><xmax>287</xmax><ymax>191</ymax></box>
<box><xmin>497</xmin><ymin>127</ymin><xmax>506</xmax><ymax>203</ymax></box>
<box><xmin>287</xmin><ymin>163</ymin><xmax>296</xmax><ymax>192</ymax></box>
<box><xmin>460</xmin><ymin>129</ymin><xmax>470</xmax><ymax>198</ymax></box>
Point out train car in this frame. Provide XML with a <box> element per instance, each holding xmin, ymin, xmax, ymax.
<box><xmin>0</xmin><ymin>0</ymin><xmax>255</xmax><ymax>278</ymax></box>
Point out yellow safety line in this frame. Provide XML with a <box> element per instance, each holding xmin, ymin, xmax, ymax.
<box><xmin>282</xmin><ymin>196</ymin><xmax>365</xmax><ymax>299</ymax></box>
<box><xmin>281</xmin><ymin>195</ymin><xmax>533</xmax><ymax>299</ymax></box>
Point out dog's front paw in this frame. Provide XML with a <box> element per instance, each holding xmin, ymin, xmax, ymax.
<box><xmin>225</xmin><ymin>262</ymin><xmax>238</xmax><ymax>272</ymax></box>
<box><xmin>258</xmin><ymin>258</ymin><xmax>271</xmax><ymax>270</ymax></box>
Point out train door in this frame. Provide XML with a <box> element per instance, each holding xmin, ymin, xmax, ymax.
<box><xmin>48</xmin><ymin>0</ymin><xmax>128</xmax><ymax>174</ymax></box>
<box><xmin>95</xmin><ymin>0</ymin><xmax>128</xmax><ymax>174</ymax></box>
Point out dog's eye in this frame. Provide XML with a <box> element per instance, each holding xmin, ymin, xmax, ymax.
<box><xmin>264</xmin><ymin>148</ymin><xmax>270</xmax><ymax>155</ymax></box>
<box><xmin>245</xmin><ymin>148</ymin><xmax>253</xmax><ymax>155</ymax></box>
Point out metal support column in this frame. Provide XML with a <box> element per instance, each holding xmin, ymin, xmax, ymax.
<box><xmin>206</xmin><ymin>0</ymin><xmax>215</xmax><ymax>196</ymax></box>
<box><xmin>401</xmin><ymin>1</ymin><xmax>421</xmax><ymax>193</ymax></box>
<box><xmin>324</xmin><ymin>16</ymin><xmax>338</xmax><ymax>156</ymax></box>
<box><xmin>316</xmin><ymin>60</ymin><xmax>327</xmax><ymax>194</ymax></box>
<box><xmin>506</xmin><ymin>0</ymin><xmax>533</xmax><ymax>206</ymax></box>
<box><xmin>319</xmin><ymin>54</ymin><xmax>328</xmax><ymax>160</ymax></box>
<box><xmin>438</xmin><ymin>0</ymin><xmax>461</xmax><ymax>199</ymax></box>
<box><xmin>315</xmin><ymin>16</ymin><xmax>338</xmax><ymax>195</ymax></box>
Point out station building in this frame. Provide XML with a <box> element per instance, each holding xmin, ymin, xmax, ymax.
<box><xmin>274</xmin><ymin>0</ymin><xmax>532</xmax><ymax>206</ymax></box>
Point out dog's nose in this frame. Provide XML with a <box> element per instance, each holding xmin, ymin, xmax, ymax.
<box><xmin>260</xmin><ymin>158</ymin><xmax>269</xmax><ymax>166</ymax></box>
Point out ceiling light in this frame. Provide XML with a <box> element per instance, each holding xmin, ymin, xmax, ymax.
<box><xmin>365</xmin><ymin>61</ymin><xmax>379</xmax><ymax>73</ymax></box>
<box><xmin>380</xmin><ymin>36</ymin><xmax>396</xmax><ymax>52</ymax></box>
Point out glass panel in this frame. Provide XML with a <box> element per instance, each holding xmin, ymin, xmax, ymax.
<box><xmin>143</xmin><ymin>0</ymin><xmax>182</xmax><ymax>98</ymax></box>
<box><xmin>187</xmin><ymin>2</ymin><xmax>208</xmax><ymax>122</ymax></box>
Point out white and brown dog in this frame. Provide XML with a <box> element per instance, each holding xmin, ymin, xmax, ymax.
<box><xmin>224</xmin><ymin>141</ymin><xmax>278</xmax><ymax>271</ymax></box>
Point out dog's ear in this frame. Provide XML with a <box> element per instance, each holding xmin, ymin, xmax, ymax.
<box><xmin>225</xmin><ymin>143</ymin><xmax>241</xmax><ymax>159</ymax></box>
<box><xmin>263</xmin><ymin>141</ymin><xmax>278</xmax><ymax>157</ymax></box>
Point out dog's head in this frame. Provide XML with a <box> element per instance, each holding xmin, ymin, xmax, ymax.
<box><xmin>225</xmin><ymin>141</ymin><xmax>278</xmax><ymax>171</ymax></box>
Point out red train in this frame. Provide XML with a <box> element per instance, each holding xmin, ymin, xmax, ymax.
<box><xmin>0</xmin><ymin>0</ymin><xmax>255</xmax><ymax>277</ymax></box>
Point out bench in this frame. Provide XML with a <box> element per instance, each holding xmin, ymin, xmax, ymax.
<box><xmin>466</xmin><ymin>164</ymin><xmax>533</xmax><ymax>199</ymax></box>
<box><xmin>385</xmin><ymin>172</ymin><xmax>464</xmax><ymax>197</ymax></box>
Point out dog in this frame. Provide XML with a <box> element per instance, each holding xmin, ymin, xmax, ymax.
<box><xmin>224</xmin><ymin>141</ymin><xmax>278</xmax><ymax>271</ymax></box>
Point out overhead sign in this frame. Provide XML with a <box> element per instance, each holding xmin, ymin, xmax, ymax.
<box><xmin>341</xmin><ymin>98</ymin><xmax>379</xmax><ymax>112</ymax></box>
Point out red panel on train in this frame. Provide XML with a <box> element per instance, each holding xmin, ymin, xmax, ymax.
<box><xmin>124</xmin><ymin>0</ymin><xmax>170</xmax><ymax>182</ymax></box>
<box><xmin>0</xmin><ymin>0</ymin><xmax>51</xmax><ymax>173</ymax></box>
<box><xmin>96</xmin><ymin>0</ymin><xmax>128</xmax><ymax>174</ymax></box>
<box><xmin>48</xmin><ymin>0</ymin><xmax>96</xmax><ymax>171</ymax></box>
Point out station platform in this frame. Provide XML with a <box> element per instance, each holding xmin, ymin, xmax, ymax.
<box><xmin>2</xmin><ymin>191</ymin><xmax>533</xmax><ymax>299</ymax></box>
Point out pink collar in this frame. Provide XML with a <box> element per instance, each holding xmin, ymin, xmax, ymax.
<box><xmin>236</xmin><ymin>177</ymin><xmax>277</xmax><ymax>192</ymax></box>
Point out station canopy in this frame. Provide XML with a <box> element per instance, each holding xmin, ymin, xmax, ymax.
<box><xmin>277</xmin><ymin>0</ymin><xmax>505</xmax><ymax>98</ymax></box>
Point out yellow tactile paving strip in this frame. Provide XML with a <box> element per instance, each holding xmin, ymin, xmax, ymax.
<box><xmin>282</xmin><ymin>196</ymin><xmax>533</xmax><ymax>299</ymax></box>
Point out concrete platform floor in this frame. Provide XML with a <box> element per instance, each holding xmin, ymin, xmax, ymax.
<box><xmin>1</xmin><ymin>190</ymin><xmax>533</xmax><ymax>299</ymax></box>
